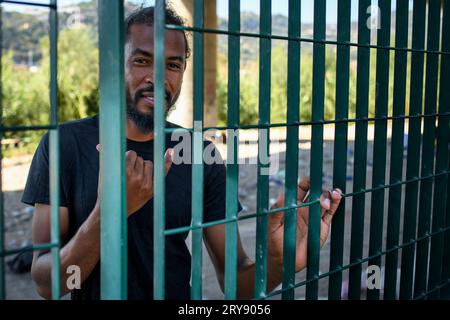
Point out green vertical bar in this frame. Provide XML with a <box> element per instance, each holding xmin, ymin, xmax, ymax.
<box><xmin>414</xmin><ymin>0</ymin><xmax>441</xmax><ymax>299</ymax></box>
<box><xmin>225</xmin><ymin>0</ymin><xmax>239</xmax><ymax>300</ymax></box>
<box><xmin>367</xmin><ymin>0</ymin><xmax>391</xmax><ymax>301</ymax></box>
<box><xmin>281</xmin><ymin>0</ymin><xmax>300</xmax><ymax>301</ymax></box>
<box><xmin>348</xmin><ymin>0</ymin><xmax>371</xmax><ymax>300</ymax></box>
<box><xmin>328</xmin><ymin>0</ymin><xmax>350</xmax><ymax>300</ymax></box>
<box><xmin>154</xmin><ymin>0</ymin><xmax>166</xmax><ymax>300</ymax></box>
<box><xmin>254</xmin><ymin>0</ymin><xmax>271</xmax><ymax>299</ymax></box>
<box><xmin>384</xmin><ymin>0</ymin><xmax>408</xmax><ymax>300</ymax></box>
<box><xmin>306</xmin><ymin>0</ymin><xmax>325</xmax><ymax>300</ymax></box>
<box><xmin>191</xmin><ymin>0</ymin><xmax>204</xmax><ymax>300</ymax></box>
<box><xmin>443</xmin><ymin>134</ymin><xmax>450</xmax><ymax>298</ymax></box>
<box><xmin>427</xmin><ymin>0</ymin><xmax>449</xmax><ymax>300</ymax></box>
<box><xmin>49</xmin><ymin>0</ymin><xmax>60</xmax><ymax>300</ymax></box>
<box><xmin>0</xmin><ymin>2</ymin><xmax>4</xmax><ymax>301</ymax></box>
<box><xmin>98</xmin><ymin>0</ymin><xmax>127</xmax><ymax>300</ymax></box>
<box><xmin>399</xmin><ymin>0</ymin><xmax>426</xmax><ymax>300</ymax></box>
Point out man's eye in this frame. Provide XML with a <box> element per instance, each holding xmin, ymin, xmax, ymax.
<box><xmin>168</xmin><ymin>63</ymin><xmax>181</xmax><ymax>70</ymax></box>
<box><xmin>134</xmin><ymin>58</ymin><xmax>148</xmax><ymax>65</ymax></box>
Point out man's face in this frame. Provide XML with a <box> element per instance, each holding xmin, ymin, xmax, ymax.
<box><xmin>125</xmin><ymin>24</ymin><xmax>186</xmax><ymax>133</ymax></box>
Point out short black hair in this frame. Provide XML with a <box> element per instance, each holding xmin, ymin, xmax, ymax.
<box><xmin>125</xmin><ymin>5</ymin><xmax>191</xmax><ymax>59</ymax></box>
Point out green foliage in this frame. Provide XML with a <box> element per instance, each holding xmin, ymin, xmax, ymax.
<box><xmin>41</xmin><ymin>27</ymin><xmax>100</xmax><ymax>120</ymax></box>
<box><xmin>2</xmin><ymin>52</ymin><xmax>49</xmax><ymax>127</ymax></box>
<box><xmin>2</xmin><ymin>27</ymin><xmax>99</xmax><ymax>144</ymax></box>
<box><xmin>217</xmin><ymin>42</ymin><xmax>408</xmax><ymax>126</ymax></box>
<box><xmin>2</xmin><ymin>4</ymin><xmax>411</xmax><ymax>150</ymax></box>
<box><xmin>2</xmin><ymin>11</ymin><xmax>47</xmax><ymax>64</ymax></box>
<box><xmin>217</xmin><ymin>45</ymin><xmax>356</xmax><ymax>126</ymax></box>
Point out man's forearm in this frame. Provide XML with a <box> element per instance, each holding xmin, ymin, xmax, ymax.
<box><xmin>32</xmin><ymin>203</ymin><xmax>101</xmax><ymax>299</ymax></box>
<box><xmin>236</xmin><ymin>257</ymin><xmax>284</xmax><ymax>299</ymax></box>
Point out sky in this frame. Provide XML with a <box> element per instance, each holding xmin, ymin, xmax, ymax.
<box><xmin>3</xmin><ymin>0</ymin><xmax>411</xmax><ymax>24</ymax></box>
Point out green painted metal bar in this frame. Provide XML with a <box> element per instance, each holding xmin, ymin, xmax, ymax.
<box><xmin>348</xmin><ymin>0</ymin><xmax>371</xmax><ymax>300</ymax></box>
<box><xmin>163</xmin><ymin>170</ymin><xmax>448</xmax><ymax>237</ymax></box>
<box><xmin>161</xmin><ymin>112</ymin><xmax>449</xmax><ymax>134</ymax></box>
<box><xmin>436</xmin><ymin>3</ymin><xmax>450</xmax><ymax>294</ymax></box>
<box><xmin>428</xmin><ymin>0</ymin><xmax>450</xmax><ymax>300</ymax></box>
<box><xmin>306</xmin><ymin>0</ymin><xmax>325</xmax><ymax>301</ymax></box>
<box><xmin>328</xmin><ymin>0</ymin><xmax>350</xmax><ymax>300</ymax></box>
<box><xmin>0</xmin><ymin>243</ymin><xmax>59</xmax><ymax>257</ymax></box>
<box><xmin>253</xmin><ymin>0</ymin><xmax>271</xmax><ymax>299</ymax></box>
<box><xmin>399</xmin><ymin>0</ymin><xmax>426</xmax><ymax>300</ymax></box>
<box><xmin>0</xmin><ymin>2</ymin><xmax>4</xmax><ymax>301</ymax></box>
<box><xmin>367</xmin><ymin>0</ymin><xmax>391</xmax><ymax>301</ymax></box>
<box><xmin>261</xmin><ymin>225</ymin><xmax>450</xmax><ymax>300</ymax></box>
<box><xmin>443</xmin><ymin>93</ymin><xmax>450</xmax><ymax>300</ymax></box>
<box><xmin>414</xmin><ymin>0</ymin><xmax>441</xmax><ymax>299</ymax></box>
<box><xmin>154</xmin><ymin>0</ymin><xmax>166</xmax><ymax>300</ymax></box>
<box><xmin>281</xmin><ymin>0</ymin><xmax>300</xmax><ymax>301</ymax></box>
<box><xmin>384</xmin><ymin>0</ymin><xmax>409</xmax><ymax>300</ymax></box>
<box><xmin>224</xmin><ymin>0</ymin><xmax>239</xmax><ymax>300</ymax></box>
<box><xmin>0</xmin><ymin>0</ymin><xmax>55</xmax><ymax>8</ymax></box>
<box><xmin>190</xmin><ymin>0</ymin><xmax>204</xmax><ymax>300</ymax></box>
<box><xmin>166</xmin><ymin>24</ymin><xmax>450</xmax><ymax>56</ymax></box>
<box><xmin>49</xmin><ymin>0</ymin><xmax>60</xmax><ymax>300</ymax></box>
<box><xmin>98</xmin><ymin>0</ymin><xmax>127</xmax><ymax>300</ymax></box>
<box><xmin>414</xmin><ymin>278</ymin><xmax>450</xmax><ymax>300</ymax></box>
<box><xmin>443</xmin><ymin>137</ymin><xmax>450</xmax><ymax>299</ymax></box>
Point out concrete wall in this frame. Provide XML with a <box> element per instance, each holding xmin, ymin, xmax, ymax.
<box><xmin>167</xmin><ymin>0</ymin><xmax>218</xmax><ymax>128</ymax></box>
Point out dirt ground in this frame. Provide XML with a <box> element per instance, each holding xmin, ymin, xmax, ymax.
<box><xmin>3</xmin><ymin>126</ymin><xmax>407</xmax><ymax>300</ymax></box>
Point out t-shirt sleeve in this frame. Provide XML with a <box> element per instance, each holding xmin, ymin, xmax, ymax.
<box><xmin>21</xmin><ymin>132</ymin><xmax>70</xmax><ymax>207</ymax></box>
<box><xmin>203</xmin><ymin>142</ymin><xmax>242</xmax><ymax>223</ymax></box>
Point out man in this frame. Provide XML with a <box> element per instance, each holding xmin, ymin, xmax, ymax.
<box><xmin>22</xmin><ymin>6</ymin><xmax>342</xmax><ymax>300</ymax></box>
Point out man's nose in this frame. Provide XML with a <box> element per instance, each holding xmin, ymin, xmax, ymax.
<box><xmin>144</xmin><ymin>73</ymin><xmax>153</xmax><ymax>84</ymax></box>
<box><xmin>144</xmin><ymin>70</ymin><xmax>170</xmax><ymax>88</ymax></box>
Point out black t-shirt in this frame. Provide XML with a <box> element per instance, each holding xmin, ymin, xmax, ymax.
<box><xmin>22</xmin><ymin>115</ymin><xmax>236</xmax><ymax>300</ymax></box>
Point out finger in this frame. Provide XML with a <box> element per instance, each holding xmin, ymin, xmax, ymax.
<box><xmin>297</xmin><ymin>176</ymin><xmax>310</xmax><ymax>202</ymax></box>
<box><xmin>296</xmin><ymin>202</ymin><xmax>309</xmax><ymax>225</ymax></box>
<box><xmin>143</xmin><ymin>160</ymin><xmax>153</xmax><ymax>188</ymax></box>
<box><xmin>321</xmin><ymin>189</ymin><xmax>343</xmax><ymax>226</ymax></box>
<box><xmin>322</xmin><ymin>207</ymin><xmax>334</xmax><ymax>226</ymax></box>
<box><xmin>320</xmin><ymin>190</ymin><xmax>332</xmax><ymax>214</ymax></box>
<box><xmin>269</xmin><ymin>192</ymin><xmax>285</xmax><ymax>227</ymax></box>
<box><xmin>328</xmin><ymin>188</ymin><xmax>343</xmax><ymax>215</ymax></box>
<box><xmin>126</xmin><ymin>150</ymin><xmax>138</xmax><ymax>171</ymax></box>
<box><xmin>135</xmin><ymin>156</ymin><xmax>144</xmax><ymax>175</ymax></box>
<box><xmin>96</xmin><ymin>144</ymin><xmax>101</xmax><ymax>152</ymax></box>
<box><xmin>164</xmin><ymin>148</ymin><xmax>174</xmax><ymax>176</ymax></box>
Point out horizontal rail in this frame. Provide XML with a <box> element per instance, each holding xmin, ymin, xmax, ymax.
<box><xmin>163</xmin><ymin>112</ymin><xmax>450</xmax><ymax>133</ymax></box>
<box><xmin>0</xmin><ymin>0</ymin><xmax>56</xmax><ymax>9</ymax></box>
<box><xmin>0</xmin><ymin>242</ymin><xmax>59</xmax><ymax>258</ymax></box>
<box><xmin>261</xmin><ymin>226</ymin><xmax>450</xmax><ymax>299</ymax></box>
<box><xmin>414</xmin><ymin>278</ymin><xmax>450</xmax><ymax>300</ymax></box>
<box><xmin>164</xmin><ymin>171</ymin><xmax>450</xmax><ymax>236</ymax></box>
<box><xmin>166</xmin><ymin>24</ymin><xmax>450</xmax><ymax>56</ymax></box>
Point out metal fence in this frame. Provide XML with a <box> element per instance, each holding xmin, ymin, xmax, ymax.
<box><xmin>0</xmin><ymin>0</ymin><xmax>450</xmax><ymax>300</ymax></box>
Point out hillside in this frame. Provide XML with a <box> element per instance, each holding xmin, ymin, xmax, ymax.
<box><xmin>3</xmin><ymin>0</ymin><xmax>410</xmax><ymax>66</ymax></box>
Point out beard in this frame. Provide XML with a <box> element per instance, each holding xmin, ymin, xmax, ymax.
<box><xmin>126</xmin><ymin>84</ymin><xmax>177</xmax><ymax>134</ymax></box>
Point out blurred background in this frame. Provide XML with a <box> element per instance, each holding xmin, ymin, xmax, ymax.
<box><xmin>2</xmin><ymin>0</ymin><xmax>417</xmax><ymax>299</ymax></box>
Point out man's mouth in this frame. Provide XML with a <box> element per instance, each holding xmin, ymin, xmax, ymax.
<box><xmin>140</xmin><ymin>91</ymin><xmax>169</xmax><ymax>107</ymax></box>
<box><xmin>141</xmin><ymin>92</ymin><xmax>154</xmax><ymax>107</ymax></box>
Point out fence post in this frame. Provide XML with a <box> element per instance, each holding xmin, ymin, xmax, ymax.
<box><xmin>98</xmin><ymin>0</ymin><xmax>127</xmax><ymax>300</ymax></box>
